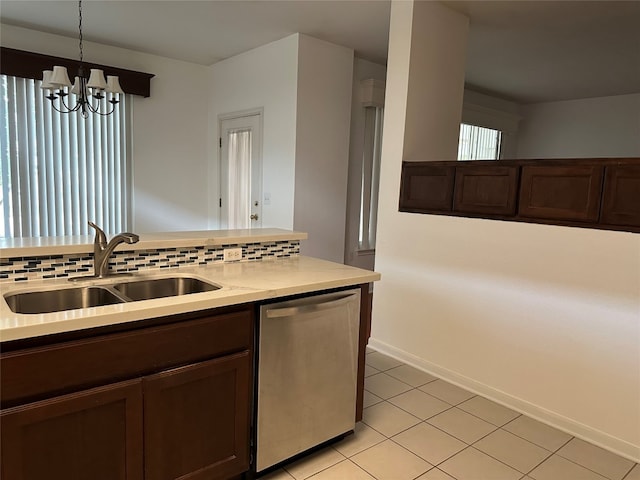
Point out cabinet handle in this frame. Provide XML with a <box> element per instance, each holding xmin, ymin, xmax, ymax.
<box><xmin>265</xmin><ymin>293</ymin><xmax>357</xmax><ymax>318</ymax></box>
<box><xmin>250</xmin><ymin>214</ymin><xmax>259</xmax><ymax>221</ymax></box>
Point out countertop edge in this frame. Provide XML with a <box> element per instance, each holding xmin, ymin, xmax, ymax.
<box><xmin>0</xmin><ymin>256</ymin><xmax>380</xmax><ymax>342</ymax></box>
<box><xmin>0</xmin><ymin>229</ymin><xmax>308</xmax><ymax>258</ymax></box>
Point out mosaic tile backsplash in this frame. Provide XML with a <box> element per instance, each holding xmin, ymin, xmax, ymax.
<box><xmin>1</xmin><ymin>240</ymin><xmax>300</xmax><ymax>282</ymax></box>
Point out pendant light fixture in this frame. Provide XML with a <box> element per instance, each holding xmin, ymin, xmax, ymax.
<box><xmin>41</xmin><ymin>0</ymin><xmax>123</xmax><ymax>118</ymax></box>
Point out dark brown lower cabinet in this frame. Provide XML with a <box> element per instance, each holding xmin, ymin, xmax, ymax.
<box><xmin>0</xmin><ymin>307</ymin><xmax>253</xmax><ymax>480</ymax></box>
<box><xmin>144</xmin><ymin>352</ymin><xmax>251</xmax><ymax>480</ymax></box>
<box><xmin>1</xmin><ymin>379</ymin><xmax>144</xmax><ymax>480</ymax></box>
<box><xmin>1</xmin><ymin>292</ymin><xmax>368</xmax><ymax>479</ymax></box>
<box><xmin>1</xmin><ymin>352</ymin><xmax>251</xmax><ymax>480</ymax></box>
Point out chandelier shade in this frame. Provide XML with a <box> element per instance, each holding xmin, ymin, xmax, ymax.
<box><xmin>40</xmin><ymin>1</ymin><xmax>123</xmax><ymax>118</ymax></box>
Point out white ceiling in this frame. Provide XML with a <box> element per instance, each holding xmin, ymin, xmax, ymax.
<box><xmin>1</xmin><ymin>1</ymin><xmax>639</xmax><ymax>104</ymax></box>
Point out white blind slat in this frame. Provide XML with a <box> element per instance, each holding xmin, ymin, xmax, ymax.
<box><xmin>26</xmin><ymin>80</ymin><xmax>40</xmax><ymax>237</ymax></box>
<box><xmin>12</xmin><ymin>78</ymin><xmax>28</xmax><ymax>237</ymax></box>
<box><xmin>1</xmin><ymin>76</ymin><xmax>15</xmax><ymax>237</ymax></box>
<box><xmin>35</xmin><ymin>79</ymin><xmax>49</xmax><ymax>236</ymax></box>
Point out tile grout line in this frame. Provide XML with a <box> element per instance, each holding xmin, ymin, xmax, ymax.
<box><xmin>361</xmin><ymin>395</ymin><xmax>631</xmax><ymax>480</ymax></box>
<box><xmin>364</xmin><ymin>387</ymin><xmax>506</xmax><ymax>469</ymax></box>
<box><xmin>363</xmin><ymin>399</ymin><xmax>495</xmax><ymax>472</ymax></box>
<box><xmin>547</xmin><ymin>449</ymin><xmax>627</xmax><ymax>480</ymax></box>
<box><xmin>621</xmin><ymin>464</ymin><xmax>638</xmax><ymax>480</ymax></box>
<box><xmin>497</xmin><ymin>414</ymin><xmax>573</xmax><ymax>455</ymax></box>
<box><xmin>336</xmin><ymin>427</ymin><xmax>387</xmax><ymax>459</ymax></box>
<box><xmin>367</xmin><ymin>389</ymin><xmax>562</xmax><ymax>478</ymax></box>
<box><xmin>460</xmin><ymin>416</ymin><xmax>556</xmax><ymax>477</ymax></box>
<box><xmin>367</xmin><ymin>352</ymin><xmax>638</xmax><ymax>480</ymax></box>
<box><xmin>465</xmin><ymin>444</ymin><xmax>547</xmax><ymax>478</ymax></box>
<box><xmin>553</xmin><ymin>438</ymin><xmax>637</xmax><ymax>480</ymax></box>
<box><xmin>293</xmin><ymin>447</ymin><xmax>347</xmax><ymax>480</ymax></box>
<box><xmin>346</xmin><ymin>457</ymin><xmax>381</xmax><ymax>480</ymax></box>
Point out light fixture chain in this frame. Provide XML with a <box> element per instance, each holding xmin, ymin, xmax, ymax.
<box><xmin>78</xmin><ymin>0</ymin><xmax>83</xmax><ymax>64</ymax></box>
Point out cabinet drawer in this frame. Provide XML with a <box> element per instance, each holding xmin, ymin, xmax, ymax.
<box><xmin>519</xmin><ymin>165</ymin><xmax>603</xmax><ymax>222</ymax></box>
<box><xmin>1</xmin><ymin>307</ymin><xmax>253</xmax><ymax>407</ymax></box>
<box><xmin>454</xmin><ymin>166</ymin><xmax>519</xmax><ymax>215</ymax></box>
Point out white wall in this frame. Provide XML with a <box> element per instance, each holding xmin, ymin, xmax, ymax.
<box><xmin>402</xmin><ymin>2</ymin><xmax>468</xmax><ymax>161</ymax></box>
<box><xmin>208</xmin><ymin>35</ymin><xmax>299</xmax><ymax>230</ymax></box>
<box><xmin>1</xmin><ymin>24</ymin><xmax>212</xmax><ymax>233</ymax></box>
<box><xmin>373</xmin><ymin>0</ymin><xmax>640</xmax><ymax>462</ymax></box>
<box><xmin>209</xmin><ymin>33</ymin><xmax>354</xmax><ymax>263</ymax></box>
<box><xmin>294</xmin><ymin>35</ymin><xmax>354</xmax><ymax>263</ymax></box>
<box><xmin>516</xmin><ymin>93</ymin><xmax>640</xmax><ymax>158</ymax></box>
<box><xmin>345</xmin><ymin>58</ymin><xmax>387</xmax><ymax>270</ymax></box>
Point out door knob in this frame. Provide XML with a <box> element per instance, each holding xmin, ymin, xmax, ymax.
<box><xmin>250</xmin><ymin>214</ymin><xmax>259</xmax><ymax>221</ymax></box>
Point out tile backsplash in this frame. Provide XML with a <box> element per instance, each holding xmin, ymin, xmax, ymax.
<box><xmin>1</xmin><ymin>240</ymin><xmax>300</xmax><ymax>282</ymax></box>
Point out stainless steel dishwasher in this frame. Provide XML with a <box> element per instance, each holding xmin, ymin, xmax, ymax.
<box><xmin>255</xmin><ymin>288</ymin><xmax>361</xmax><ymax>473</ymax></box>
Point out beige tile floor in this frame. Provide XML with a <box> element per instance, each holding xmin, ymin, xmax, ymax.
<box><xmin>261</xmin><ymin>350</ymin><xmax>639</xmax><ymax>480</ymax></box>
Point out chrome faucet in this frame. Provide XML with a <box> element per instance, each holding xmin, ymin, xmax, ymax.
<box><xmin>88</xmin><ymin>221</ymin><xmax>139</xmax><ymax>278</ymax></box>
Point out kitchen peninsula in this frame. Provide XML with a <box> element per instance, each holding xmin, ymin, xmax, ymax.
<box><xmin>0</xmin><ymin>229</ymin><xmax>380</xmax><ymax>480</ymax></box>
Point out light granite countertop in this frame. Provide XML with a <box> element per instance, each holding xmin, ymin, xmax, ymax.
<box><xmin>0</xmin><ymin>256</ymin><xmax>380</xmax><ymax>342</ymax></box>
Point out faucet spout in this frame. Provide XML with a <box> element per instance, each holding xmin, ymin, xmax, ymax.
<box><xmin>88</xmin><ymin>221</ymin><xmax>140</xmax><ymax>278</ymax></box>
<box><xmin>88</xmin><ymin>221</ymin><xmax>107</xmax><ymax>250</ymax></box>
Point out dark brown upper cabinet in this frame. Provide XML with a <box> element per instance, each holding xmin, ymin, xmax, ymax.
<box><xmin>398</xmin><ymin>158</ymin><xmax>640</xmax><ymax>233</ymax></box>
<box><xmin>601</xmin><ymin>164</ymin><xmax>640</xmax><ymax>228</ymax></box>
<box><xmin>399</xmin><ymin>164</ymin><xmax>454</xmax><ymax>212</ymax></box>
<box><xmin>518</xmin><ymin>164</ymin><xmax>603</xmax><ymax>222</ymax></box>
<box><xmin>454</xmin><ymin>165</ymin><xmax>519</xmax><ymax>216</ymax></box>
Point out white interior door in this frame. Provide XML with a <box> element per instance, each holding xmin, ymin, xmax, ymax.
<box><xmin>219</xmin><ymin>113</ymin><xmax>262</xmax><ymax>229</ymax></box>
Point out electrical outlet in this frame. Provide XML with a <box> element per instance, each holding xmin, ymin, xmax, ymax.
<box><xmin>223</xmin><ymin>248</ymin><xmax>243</xmax><ymax>262</ymax></box>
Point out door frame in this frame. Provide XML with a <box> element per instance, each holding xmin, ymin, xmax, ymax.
<box><xmin>217</xmin><ymin>108</ymin><xmax>264</xmax><ymax>230</ymax></box>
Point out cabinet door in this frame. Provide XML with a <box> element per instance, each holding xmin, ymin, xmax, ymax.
<box><xmin>601</xmin><ymin>164</ymin><xmax>640</xmax><ymax>227</ymax></box>
<box><xmin>1</xmin><ymin>379</ymin><xmax>143</xmax><ymax>480</ymax></box>
<box><xmin>143</xmin><ymin>351</ymin><xmax>251</xmax><ymax>480</ymax></box>
<box><xmin>519</xmin><ymin>165</ymin><xmax>604</xmax><ymax>222</ymax></box>
<box><xmin>454</xmin><ymin>165</ymin><xmax>519</xmax><ymax>215</ymax></box>
<box><xmin>399</xmin><ymin>164</ymin><xmax>455</xmax><ymax>212</ymax></box>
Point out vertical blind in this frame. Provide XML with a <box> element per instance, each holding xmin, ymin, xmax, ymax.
<box><xmin>0</xmin><ymin>74</ymin><xmax>132</xmax><ymax>238</ymax></box>
<box><xmin>457</xmin><ymin>123</ymin><xmax>502</xmax><ymax>161</ymax></box>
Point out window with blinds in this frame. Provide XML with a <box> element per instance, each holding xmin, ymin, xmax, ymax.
<box><xmin>457</xmin><ymin>123</ymin><xmax>502</xmax><ymax>161</ymax></box>
<box><xmin>226</xmin><ymin>129</ymin><xmax>252</xmax><ymax>230</ymax></box>
<box><xmin>0</xmin><ymin>74</ymin><xmax>132</xmax><ymax>238</ymax></box>
<box><xmin>358</xmin><ymin>106</ymin><xmax>383</xmax><ymax>250</ymax></box>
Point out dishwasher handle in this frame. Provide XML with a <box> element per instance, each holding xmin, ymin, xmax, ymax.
<box><xmin>265</xmin><ymin>293</ymin><xmax>357</xmax><ymax>318</ymax></box>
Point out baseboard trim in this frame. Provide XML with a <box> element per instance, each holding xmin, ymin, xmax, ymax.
<box><xmin>368</xmin><ymin>337</ymin><xmax>640</xmax><ymax>463</ymax></box>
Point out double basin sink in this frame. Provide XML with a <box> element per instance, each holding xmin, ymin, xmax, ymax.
<box><xmin>5</xmin><ymin>276</ymin><xmax>221</xmax><ymax>315</ymax></box>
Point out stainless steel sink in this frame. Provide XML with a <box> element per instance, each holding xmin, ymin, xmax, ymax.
<box><xmin>4</xmin><ymin>276</ymin><xmax>222</xmax><ymax>314</ymax></box>
<box><xmin>4</xmin><ymin>286</ymin><xmax>126</xmax><ymax>314</ymax></box>
<box><xmin>112</xmin><ymin>277</ymin><xmax>220</xmax><ymax>301</ymax></box>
